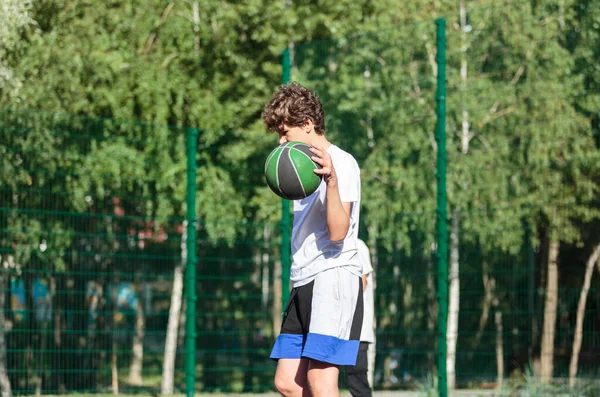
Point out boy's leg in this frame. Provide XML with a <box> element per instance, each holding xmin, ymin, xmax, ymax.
<box><xmin>346</xmin><ymin>342</ymin><xmax>372</xmax><ymax>397</ymax></box>
<box><xmin>271</xmin><ymin>284</ymin><xmax>313</xmax><ymax>396</ymax></box>
<box><xmin>274</xmin><ymin>358</ymin><xmax>310</xmax><ymax>397</ymax></box>
<box><xmin>307</xmin><ymin>359</ymin><xmax>340</xmax><ymax>397</ymax></box>
<box><xmin>301</xmin><ymin>267</ymin><xmax>364</xmax><ymax>396</ymax></box>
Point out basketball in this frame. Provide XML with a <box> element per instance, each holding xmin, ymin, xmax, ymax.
<box><xmin>264</xmin><ymin>142</ymin><xmax>323</xmax><ymax>200</ymax></box>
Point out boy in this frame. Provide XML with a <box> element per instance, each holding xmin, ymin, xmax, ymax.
<box><xmin>262</xmin><ymin>82</ymin><xmax>363</xmax><ymax>397</ymax></box>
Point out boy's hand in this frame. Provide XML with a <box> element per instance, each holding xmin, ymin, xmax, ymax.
<box><xmin>310</xmin><ymin>145</ymin><xmax>337</xmax><ymax>187</ymax></box>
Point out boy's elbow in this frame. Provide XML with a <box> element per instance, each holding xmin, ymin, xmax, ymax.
<box><xmin>329</xmin><ymin>224</ymin><xmax>350</xmax><ymax>243</ymax></box>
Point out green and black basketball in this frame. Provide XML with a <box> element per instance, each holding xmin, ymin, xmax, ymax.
<box><xmin>264</xmin><ymin>142</ymin><xmax>323</xmax><ymax>200</ymax></box>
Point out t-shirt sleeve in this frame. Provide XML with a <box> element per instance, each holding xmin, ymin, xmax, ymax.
<box><xmin>336</xmin><ymin>155</ymin><xmax>360</xmax><ymax>203</ymax></box>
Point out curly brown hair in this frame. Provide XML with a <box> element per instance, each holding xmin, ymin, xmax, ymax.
<box><xmin>261</xmin><ymin>82</ymin><xmax>326</xmax><ymax>135</ymax></box>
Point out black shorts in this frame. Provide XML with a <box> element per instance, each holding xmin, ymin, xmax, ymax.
<box><xmin>270</xmin><ymin>267</ymin><xmax>363</xmax><ymax>365</ymax></box>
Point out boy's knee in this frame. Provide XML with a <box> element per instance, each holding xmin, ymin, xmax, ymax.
<box><xmin>307</xmin><ymin>377</ymin><xmax>335</xmax><ymax>397</ymax></box>
<box><xmin>307</xmin><ymin>365</ymin><xmax>339</xmax><ymax>397</ymax></box>
<box><xmin>274</xmin><ymin>373</ymin><xmax>300</xmax><ymax>397</ymax></box>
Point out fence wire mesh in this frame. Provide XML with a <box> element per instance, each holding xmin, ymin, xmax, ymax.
<box><xmin>2</xmin><ymin>4</ymin><xmax>600</xmax><ymax>395</ymax></box>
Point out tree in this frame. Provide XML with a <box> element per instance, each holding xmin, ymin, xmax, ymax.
<box><xmin>0</xmin><ymin>255</ymin><xmax>14</xmax><ymax>397</ymax></box>
<box><xmin>0</xmin><ymin>0</ymin><xmax>35</xmax><ymax>100</ymax></box>
<box><xmin>161</xmin><ymin>222</ymin><xmax>186</xmax><ymax>395</ymax></box>
<box><xmin>568</xmin><ymin>242</ymin><xmax>600</xmax><ymax>386</ymax></box>
<box><xmin>1</xmin><ymin>0</ymin><xmax>599</xmax><ymax>391</ymax></box>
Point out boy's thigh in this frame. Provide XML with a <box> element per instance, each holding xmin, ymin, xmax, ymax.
<box><xmin>310</xmin><ymin>267</ymin><xmax>363</xmax><ymax>339</ymax></box>
<box><xmin>275</xmin><ymin>357</ymin><xmax>310</xmax><ymax>386</ymax></box>
<box><xmin>271</xmin><ymin>286</ymin><xmax>311</xmax><ymax>360</ymax></box>
<box><xmin>307</xmin><ymin>358</ymin><xmax>340</xmax><ymax>394</ymax></box>
<box><xmin>303</xmin><ymin>267</ymin><xmax>363</xmax><ymax>365</ymax></box>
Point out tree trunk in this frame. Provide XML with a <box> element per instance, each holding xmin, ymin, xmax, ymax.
<box><xmin>526</xmin><ymin>229</ymin><xmax>536</xmax><ymax>361</ymax></box>
<box><xmin>35</xmin><ymin>278</ymin><xmax>54</xmax><ymax>393</ymax></box>
<box><xmin>242</xmin><ymin>315</ymin><xmax>254</xmax><ymax>393</ymax></box>
<box><xmin>383</xmin><ymin>355</ymin><xmax>392</xmax><ymax>389</ymax></box>
<box><xmin>540</xmin><ymin>235</ymin><xmax>559</xmax><ymax>384</ymax></box>
<box><xmin>85</xmin><ymin>280</ymin><xmax>100</xmax><ymax>389</ymax></box>
<box><xmin>402</xmin><ymin>281</ymin><xmax>414</xmax><ymax>348</ymax></box>
<box><xmin>53</xmin><ymin>277</ymin><xmax>65</xmax><ymax>394</ymax></box>
<box><xmin>427</xmin><ymin>242</ymin><xmax>437</xmax><ymax>369</ymax></box>
<box><xmin>36</xmin><ymin>319</ymin><xmax>48</xmax><ymax>396</ymax></box>
<box><xmin>161</xmin><ymin>265</ymin><xmax>184</xmax><ymax>394</ymax></box>
<box><xmin>495</xmin><ymin>311</ymin><xmax>504</xmax><ymax>388</ymax></box>
<box><xmin>111</xmin><ymin>337</ymin><xmax>119</xmax><ymax>395</ymax></box>
<box><xmin>0</xmin><ymin>264</ymin><xmax>13</xmax><ymax>397</ymax></box>
<box><xmin>178</xmin><ymin>300</ymin><xmax>186</xmax><ymax>349</ymax></box>
<box><xmin>111</xmin><ymin>300</ymin><xmax>119</xmax><ymax>395</ymax></box>
<box><xmin>192</xmin><ymin>1</ymin><xmax>200</xmax><ymax>54</ymax></box>
<box><xmin>161</xmin><ymin>221</ymin><xmax>186</xmax><ymax>395</ymax></box>
<box><xmin>449</xmin><ymin>0</ymin><xmax>469</xmax><ymax>384</ymax></box>
<box><xmin>24</xmin><ymin>276</ymin><xmax>35</xmax><ymax>394</ymax></box>
<box><xmin>447</xmin><ymin>211</ymin><xmax>460</xmax><ymax>389</ymax></box>
<box><xmin>471</xmin><ymin>260</ymin><xmax>496</xmax><ymax>353</ymax></box>
<box><xmin>128</xmin><ymin>301</ymin><xmax>145</xmax><ymax>385</ymax></box>
<box><xmin>459</xmin><ymin>0</ymin><xmax>471</xmax><ymax>155</ymax></box>
<box><xmin>532</xmin><ymin>232</ymin><xmax>550</xmax><ymax>376</ymax></box>
<box><xmin>446</xmin><ymin>210</ymin><xmax>460</xmax><ymax>389</ymax></box>
<box><xmin>25</xmin><ymin>345</ymin><xmax>33</xmax><ymax>395</ymax></box>
<box><xmin>568</xmin><ymin>243</ymin><xmax>600</xmax><ymax>387</ymax></box>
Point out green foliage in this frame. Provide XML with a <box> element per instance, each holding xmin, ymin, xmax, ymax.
<box><xmin>0</xmin><ymin>0</ymin><xmax>35</xmax><ymax>99</ymax></box>
<box><xmin>196</xmin><ymin>164</ymin><xmax>243</xmax><ymax>244</ymax></box>
<box><xmin>1</xmin><ymin>0</ymin><xmax>600</xmax><ymax>393</ymax></box>
<box><xmin>496</xmin><ymin>366</ymin><xmax>600</xmax><ymax>396</ymax></box>
<box><xmin>71</xmin><ymin>141</ymin><xmax>146</xmax><ymax>209</ymax></box>
<box><xmin>416</xmin><ymin>373</ymin><xmax>439</xmax><ymax>397</ymax></box>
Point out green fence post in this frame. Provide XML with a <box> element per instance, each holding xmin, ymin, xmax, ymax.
<box><xmin>185</xmin><ymin>127</ymin><xmax>199</xmax><ymax>397</ymax></box>
<box><xmin>435</xmin><ymin>18</ymin><xmax>449</xmax><ymax>397</ymax></box>
<box><xmin>280</xmin><ymin>49</ymin><xmax>292</xmax><ymax>315</ymax></box>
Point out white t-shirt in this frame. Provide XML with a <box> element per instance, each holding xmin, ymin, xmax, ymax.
<box><xmin>289</xmin><ymin>144</ymin><xmax>361</xmax><ymax>287</ymax></box>
<box><xmin>357</xmin><ymin>239</ymin><xmax>376</xmax><ymax>343</ymax></box>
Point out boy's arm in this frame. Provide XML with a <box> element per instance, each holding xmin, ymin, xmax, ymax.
<box><xmin>325</xmin><ymin>183</ymin><xmax>351</xmax><ymax>242</ymax></box>
<box><xmin>310</xmin><ymin>145</ymin><xmax>351</xmax><ymax>242</ymax></box>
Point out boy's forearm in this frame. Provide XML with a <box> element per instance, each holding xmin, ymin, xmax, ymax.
<box><xmin>326</xmin><ymin>183</ymin><xmax>350</xmax><ymax>242</ymax></box>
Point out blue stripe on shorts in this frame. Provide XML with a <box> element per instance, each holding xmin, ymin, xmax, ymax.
<box><xmin>301</xmin><ymin>332</ymin><xmax>360</xmax><ymax>365</ymax></box>
<box><xmin>270</xmin><ymin>334</ymin><xmax>304</xmax><ymax>359</ymax></box>
<box><xmin>270</xmin><ymin>268</ymin><xmax>363</xmax><ymax>366</ymax></box>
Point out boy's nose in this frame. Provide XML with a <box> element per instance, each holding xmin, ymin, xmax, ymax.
<box><xmin>279</xmin><ymin>136</ymin><xmax>287</xmax><ymax>145</ymax></box>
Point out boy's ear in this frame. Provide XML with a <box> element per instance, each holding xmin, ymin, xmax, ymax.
<box><xmin>304</xmin><ymin>119</ymin><xmax>314</xmax><ymax>133</ymax></box>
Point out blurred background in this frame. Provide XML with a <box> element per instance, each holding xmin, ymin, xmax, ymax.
<box><xmin>1</xmin><ymin>0</ymin><xmax>599</xmax><ymax>396</ymax></box>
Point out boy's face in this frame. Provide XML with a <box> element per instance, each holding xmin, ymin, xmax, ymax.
<box><xmin>277</xmin><ymin>122</ymin><xmax>310</xmax><ymax>146</ymax></box>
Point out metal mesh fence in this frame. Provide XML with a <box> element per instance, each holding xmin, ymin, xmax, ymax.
<box><xmin>1</xmin><ymin>109</ymin><xmax>191</xmax><ymax>394</ymax></box>
<box><xmin>289</xmin><ymin>4</ymin><xmax>600</xmax><ymax>392</ymax></box>
<box><xmin>0</xmin><ymin>108</ymin><xmax>286</xmax><ymax>394</ymax></box>
<box><xmin>2</xmin><ymin>5</ymin><xmax>600</xmax><ymax>396</ymax></box>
